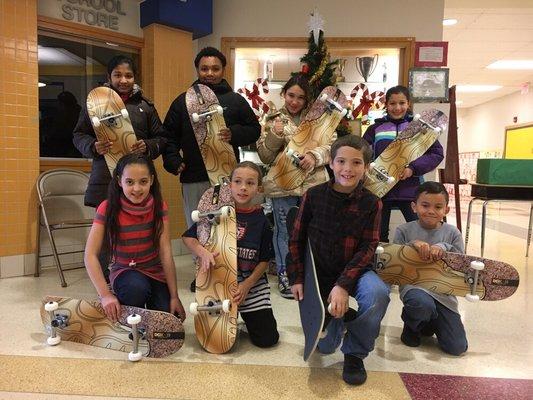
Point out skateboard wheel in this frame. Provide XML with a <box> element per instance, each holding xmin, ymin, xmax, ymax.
<box><xmin>120</xmin><ymin>108</ymin><xmax>129</xmax><ymax>119</ymax></box>
<box><xmin>370</xmin><ymin>162</ymin><xmax>376</xmax><ymax>169</ymax></box>
<box><xmin>191</xmin><ymin>210</ymin><xmax>200</xmax><ymax>222</ymax></box>
<box><xmin>128</xmin><ymin>351</ymin><xmax>143</xmax><ymax>362</ymax></box>
<box><xmin>340</xmin><ymin>108</ymin><xmax>348</xmax><ymax>118</ymax></box>
<box><xmin>91</xmin><ymin>116</ymin><xmax>101</xmax><ymax>128</ymax></box>
<box><xmin>127</xmin><ymin>314</ymin><xmax>142</xmax><ymax>325</ymax></box>
<box><xmin>327</xmin><ymin>303</ymin><xmax>333</xmax><ymax>314</ymax></box>
<box><xmin>44</xmin><ymin>301</ymin><xmax>59</xmax><ymax>312</ymax></box>
<box><xmin>216</xmin><ymin>105</ymin><xmax>223</xmax><ymax>115</ymax></box>
<box><xmin>221</xmin><ymin>299</ymin><xmax>231</xmax><ymax>313</ymax></box>
<box><xmin>470</xmin><ymin>260</ymin><xmax>485</xmax><ymax>271</ymax></box>
<box><xmin>465</xmin><ymin>294</ymin><xmax>480</xmax><ymax>302</ymax></box>
<box><xmin>189</xmin><ymin>302</ymin><xmax>199</xmax><ymax>315</ymax></box>
<box><xmin>434</xmin><ymin>127</ymin><xmax>442</xmax><ymax>133</ymax></box>
<box><xmin>47</xmin><ymin>336</ymin><xmax>61</xmax><ymax>346</ymax></box>
<box><xmin>413</xmin><ymin>114</ymin><xmax>420</xmax><ymax>121</ymax></box>
<box><xmin>319</xmin><ymin>93</ymin><xmax>328</xmax><ymax>102</ymax></box>
<box><xmin>387</xmin><ymin>176</ymin><xmax>395</xmax><ymax>184</ymax></box>
<box><xmin>375</xmin><ymin>246</ymin><xmax>384</xmax><ymax>254</ymax></box>
<box><xmin>192</xmin><ymin>112</ymin><xmax>200</xmax><ymax>123</ymax></box>
<box><xmin>220</xmin><ymin>206</ymin><xmax>231</xmax><ymax>218</ymax></box>
<box><xmin>286</xmin><ymin>148</ymin><xmax>295</xmax><ymax>157</ymax></box>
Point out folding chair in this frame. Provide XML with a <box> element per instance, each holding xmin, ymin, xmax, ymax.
<box><xmin>35</xmin><ymin>169</ymin><xmax>95</xmax><ymax>287</ymax></box>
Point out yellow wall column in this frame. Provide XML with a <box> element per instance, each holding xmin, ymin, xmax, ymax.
<box><xmin>141</xmin><ymin>24</ymin><xmax>193</xmax><ymax>239</ymax></box>
<box><xmin>0</xmin><ymin>0</ymin><xmax>40</xmax><ymax>276</ymax></box>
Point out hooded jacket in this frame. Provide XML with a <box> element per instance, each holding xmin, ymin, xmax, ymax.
<box><xmin>363</xmin><ymin>114</ymin><xmax>444</xmax><ymax>201</ymax></box>
<box><xmin>162</xmin><ymin>79</ymin><xmax>261</xmax><ymax>183</ymax></box>
<box><xmin>73</xmin><ymin>84</ymin><xmax>167</xmax><ymax>207</ymax></box>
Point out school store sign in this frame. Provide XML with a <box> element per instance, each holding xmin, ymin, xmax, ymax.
<box><xmin>38</xmin><ymin>0</ymin><xmax>143</xmax><ymax>37</ymax></box>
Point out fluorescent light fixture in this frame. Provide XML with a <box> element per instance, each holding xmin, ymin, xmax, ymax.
<box><xmin>443</xmin><ymin>18</ymin><xmax>458</xmax><ymax>26</ymax></box>
<box><xmin>106</xmin><ymin>42</ymin><xmax>119</xmax><ymax>47</ymax></box>
<box><xmin>486</xmin><ymin>60</ymin><xmax>533</xmax><ymax>70</ymax></box>
<box><xmin>456</xmin><ymin>85</ymin><xmax>502</xmax><ymax>93</ymax></box>
<box><xmin>38</xmin><ymin>82</ymin><xmax>46</xmax><ymax>87</ymax></box>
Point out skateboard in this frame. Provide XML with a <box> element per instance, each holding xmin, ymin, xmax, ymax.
<box><xmin>40</xmin><ymin>295</ymin><xmax>185</xmax><ymax>361</ymax></box>
<box><xmin>374</xmin><ymin>243</ymin><xmax>520</xmax><ymax>301</ymax></box>
<box><xmin>364</xmin><ymin>108</ymin><xmax>448</xmax><ymax>198</ymax></box>
<box><xmin>186</xmin><ymin>84</ymin><xmax>237</xmax><ymax>186</ymax></box>
<box><xmin>286</xmin><ymin>207</ymin><xmax>356</xmax><ymax>361</ymax></box>
<box><xmin>266</xmin><ymin>86</ymin><xmax>348</xmax><ymax>191</ymax></box>
<box><xmin>189</xmin><ymin>183</ymin><xmax>238</xmax><ymax>353</ymax></box>
<box><xmin>87</xmin><ymin>86</ymin><xmax>136</xmax><ymax>176</ymax></box>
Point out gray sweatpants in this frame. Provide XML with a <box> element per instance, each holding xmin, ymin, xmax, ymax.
<box><xmin>181</xmin><ymin>181</ymin><xmax>211</xmax><ymax>228</ymax></box>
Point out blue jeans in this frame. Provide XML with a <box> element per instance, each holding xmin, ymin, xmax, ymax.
<box><xmin>317</xmin><ymin>270</ymin><xmax>390</xmax><ymax>359</ymax></box>
<box><xmin>113</xmin><ymin>269</ymin><xmax>171</xmax><ymax>312</ymax></box>
<box><xmin>402</xmin><ymin>288</ymin><xmax>468</xmax><ymax>355</ymax></box>
<box><xmin>271</xmin><ymin>196</ymin><xmax>300</xmax><ymax>275</ymax></box>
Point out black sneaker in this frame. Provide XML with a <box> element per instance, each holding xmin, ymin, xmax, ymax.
<box><xmin>420</xmin><ymin>321</ymin><xmax>436</xmax><ymax>337</ymax></box>
<box><xmin>190</xmin><ymin>279</ymin><xmax>196</xmax><ymax>293</ymax></box>
<box><xmin>342</xmin><ymin>354</ymin><xmax>367</xmax><ymax>385</ymax></box>
<box><xmin>401</xmin><ymin>325</ymin><xmax>421</xmax><ymax>347</ymax></box>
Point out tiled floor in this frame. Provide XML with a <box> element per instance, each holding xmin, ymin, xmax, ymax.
<box><xmin>0</xmin><ymin>202</ymin><xmax>531</xmax><ymax>399</ymax></box>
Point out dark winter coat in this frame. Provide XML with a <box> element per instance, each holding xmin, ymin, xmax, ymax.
<box><xmin>162</xmin><ymin>79</ymin><xmax>261</xmax><ymax>183</ymax></box>
<box><xmin>363</xmin><ymin>114</ymin><xmax>444</xmax><ymax>201</ymax></box>
<box><xmin>73</xmin><ymin>84</ymin><xmax>167</xmax><ymax>207</ymax></box>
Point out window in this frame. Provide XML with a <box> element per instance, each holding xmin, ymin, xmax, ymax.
<box><xmin>38</xmin><ymin>32</ymin><xmax>139</xmax><ymax>158</ymax></box>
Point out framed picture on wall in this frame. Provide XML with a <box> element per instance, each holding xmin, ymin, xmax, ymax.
<box><xmin>408</xmin><ymin>68</ymin><xmax>449</xmax><ymax>102</ymax></box>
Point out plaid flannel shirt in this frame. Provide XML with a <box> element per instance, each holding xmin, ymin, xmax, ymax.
<box><xmin>287</xmin><ymin>179</ymin><xmax>382</xmax><ymax>295</ymax></box>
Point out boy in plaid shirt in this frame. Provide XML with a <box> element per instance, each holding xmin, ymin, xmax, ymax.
<box><xmin>288</xmin><ymin>135</ymin><xmax>390</xmax><ymax>385</ymax></box>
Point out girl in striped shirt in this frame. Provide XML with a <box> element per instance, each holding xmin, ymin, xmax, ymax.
<box><xmin>84</xmin><ymin>153</ymin><xmax>186</xmax><ymax>322</ymax></box>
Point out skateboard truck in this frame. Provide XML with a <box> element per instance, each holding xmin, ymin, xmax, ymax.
<box><xmin>127</xmin><ymin>314</ymin><xmax>143</xmax><ymax>362</ymax></box>
<box><xmin>191</xmin><ymin>106</ymin><xmax>224</xmax><ymax>123</ymax></box>
<box><xmin>369</xmin><ymin>163</ymin><xmax>395</xmax><ymax>184</ymax></box>
<box><xmin>44</xmin><ymin>301</ymin><xmax>63</xmax><ymax>346</ymax></box>
<box><xmin>319</xmin><ymin>93</ymin><xmax>348</xmax><ymax>117</ymax></box>
<box><xmin>191</xmin><ymin>206</ymin><xmax>231</xmax><ymax>224</ymax></box>
<box><xmin>413</xmin><ymin>113</ymin><xmax>443</xmax><ymax>134</ymax></box>
<box><xmin>286</xmin><ymin>148</ymin><xmax>303</xmax><ymax>167</ymax></box>
<box><xmin>374</xmin><ymin>246</ymin><xmax>385</xmax><ymax>270</ymax></box>
<box><xmin>465</xmin><ymin>260</ymin><xmax>484</xmax><ymax>302</ymax></box>
<box><xmin>91</xmin><ymin>109</ymin><xmax>129</xmax><ymax>128</ymax></box>
<box><xmin>322</xmin><ymin>304</ymin><xmax>357</xmax><ymax>338</ymax></box>
<box><xmin>189</xmin><ymin>299</ymin><xmax>231</xmax><ymax>316</ymax></box>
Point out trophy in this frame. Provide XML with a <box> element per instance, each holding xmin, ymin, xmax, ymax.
<box><xmin>336</xmin><ymin>58</ymin><xmax>347</xmax><ymax>82</ymax></box>
<box><xmin>355</xmin><ymin>54</ymin><xmax>379</xmax><ymax>82</ymax></box>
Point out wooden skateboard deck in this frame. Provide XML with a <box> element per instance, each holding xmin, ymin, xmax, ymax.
<box><xmin>286</xmin><ymin>207</ymin><xmax>356</xmax><ymax>361</ymax></box>
<box><xmin>191</xmin><ymin>183</ymin><xmax>238</xmax><ymax>353</ymax></box>
<box><xmin>40</xmin><ymin>295</ymin><xmax>184</xmax><ymax>358</ymax></box>
<box><xmin>266</xmin><ymin>86</ymin><xmax>348</xmax><ymax>191</ymax></box>
<box><xmin>364</xmin><ymin>108</ymin><xmax>448</xmax><ymax>198</ymax></box>
<box><xmin>375</xmin><ymin>243</ymin><xmax>519</xmax><ymax>301</ymax></box>
<box><xmin>186</xmin><ymin>84</ymin><xmax>237</xmax><ymax>186</ymax></box>
<box><xmin>87</xmin><ymin>86</ymin><xmax>137</xmax><ymax>176</ymax></box>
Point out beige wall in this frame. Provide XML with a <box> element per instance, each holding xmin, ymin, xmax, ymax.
<box><xmin>200</xmin><ymin>0</ymin><xmax>444</xmax><ymax>49</ymax></box>
<box><xmin>457</xmin><ymin>90</ymin><xmax>533</xmax><ymax>153</ymax></box>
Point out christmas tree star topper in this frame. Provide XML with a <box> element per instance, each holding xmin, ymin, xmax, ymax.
<box><xmin>307</xmin><ymin>9</ymin><xmax>324</xmax><ymax>46</ymax></box>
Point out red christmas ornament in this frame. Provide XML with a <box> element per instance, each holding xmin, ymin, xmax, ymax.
<box><xmin>301</xmin><ymin>64</ymin><xmax>309</xmax><ymax>74</ymax></box>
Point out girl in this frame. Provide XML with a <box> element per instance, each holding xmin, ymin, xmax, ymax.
<box><xmin>84</xmin><ymin>153</ymin><xmax>185</xmax><ymax>322</ymax></box>
<box><xmin>256</xmin><ymin>75</ymin><xmax>336</xmax><ymax>299</ymax></box>
<box><xmin>363</xmin><ymin>85</ymin><xmax>444</xmax><ymax>242</ymax></box>
<box><xmin>74</xmin><ymin>55</ymin><xmax>167</xmax><ymax>281</ymax></box>
<box><xmin>182</xmin><ymin>162</ymin><xmax>279</xmax><ymax>348</ymax></box>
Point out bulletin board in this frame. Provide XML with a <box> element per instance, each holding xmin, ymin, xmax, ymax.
<box><xmin>504</xmin><ymin>122</ymin><xmax>533</xmax><ymax>159</ymax></box>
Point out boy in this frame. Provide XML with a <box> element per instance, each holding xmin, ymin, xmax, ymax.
<box><xmin>288</xmin><ymin>135</ymin><xmax>390</xmax><ymax>385</ymax></box>
<box><xmin>394</xmin><ymin>181</ymin><xmax>467</xmax><ymax>356</ymax></box>
<box><xmin>182</xmin><ymin>162</ymin><xmax>279</xmax><ymax>348</ymax></box>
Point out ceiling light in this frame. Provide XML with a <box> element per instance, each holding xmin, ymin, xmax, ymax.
<box><xmin>486</xmin><ymin>60</ymin><xmax>533</xmax><ymax>70</ymax></box>
<box><xmin>106</xmin><ymin>42</ymin><xmax>119</xmax><ymax>47</ymax></box>
<box><xmin>443</xmin><ymin>18</ymin><xmax>458</xmax><ymax>26</ymax></box>
<box><xmin>456</xmin><ymin>85</ymin><xmax>502</xmax><ymax>93</ymax></box>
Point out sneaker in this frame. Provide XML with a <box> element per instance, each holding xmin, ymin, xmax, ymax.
<box><xmin>278</xmin><ymin>272</ymin><xmax>294</xmax><ymax>299</ymax></box>
<box><xmin>401</xmin><ymin>324</ymin><xmax>421</xmax><ymax>347</ymax></box>
<box><xmin>420</xmin><ymin>321</ymin><xmax>436</xmax><ymax>337</ymax></box>
<box><xmin>190</xmin><ymin>279</ymin><xmax>196</xmax><ymax>293</ymax></box>
<box><xmin>342</xmin><ymin>354</ymin><xmax>367</xmax><ymax>385</ymax></box>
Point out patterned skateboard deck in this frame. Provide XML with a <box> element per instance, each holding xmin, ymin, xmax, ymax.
<box><xmin>40</xmin><ymin>295</ymin><xmax>184</xmax><ymax>358</ymax></box>
<box><xmin>87</xmin><ymin>87</ymin><xmax>137</xmax><ymax>176</ymax></box>
<box><xmin>364</xmin><ymin>108</ymin><xmax>448</xmax><ymax>198</ymax></box>
<box><xmin>266</xmin><ymin>86</ymin><xmax>348</xmax><ymax>191</ymax></box>
<box><xmin>375</xmin><ymin>243</ymin><xmax>519</xmax><ymax>301</ymax></box>
<box><xmin>192</xmin><ymin>183</ymin><xmax>238</xmax><ymax>353</ymax></box>
<box><xmin>186</xmin><ymin>84</ymin><xmax>237</xmax><ymax>186</ymax></box>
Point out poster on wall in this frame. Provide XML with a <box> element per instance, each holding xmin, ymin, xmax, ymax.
<box><xmin>412</xmin><ymin>102</ymin><xmax>450</xmax><ymax>169</ymax></box>
<box><xmin>414</xmin><ymin>42</ymin><xmax>448</xmax><ymax>67</ymax></box>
